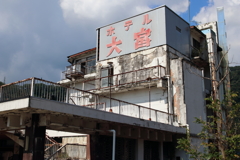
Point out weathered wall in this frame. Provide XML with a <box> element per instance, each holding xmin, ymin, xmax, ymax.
<box><xmin>62</xmin><ymin>136</ymin><xmax>87</xmax><ymax>159</ymax></box>
<box><xmin>96</xmin><ymin>46</ymin><xmax>167</xmax><ymax>88</ymax></box>
<box><xmin>62</xmin><ymin>136</ymin><xmax>87</xmax><ymax>145</ymax></box>
<box><xmin>170</xmin><ymin>58</ymin><xmax>187</xmax><ymax>125</ymax></box>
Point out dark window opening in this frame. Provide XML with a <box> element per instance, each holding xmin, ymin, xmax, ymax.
<box><xmin>75</xmin><ymin>55</ymin><xmax>96</xmax><ymax>75</ymax></box>
<box><xmin>193</xmin><ymin>38</ymin><xmax>200</xmax><ymax>50</ymax></box>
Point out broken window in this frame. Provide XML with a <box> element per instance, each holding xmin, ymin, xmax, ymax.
<box><xmin>74</xmin><ymin>55</ymin><xmax>96</xmax><ymax>75</ymax></box>
<box><xmin>101</xmin><ymin>67</ymin><xmax>113</xmax><ymax>87</ymax></box>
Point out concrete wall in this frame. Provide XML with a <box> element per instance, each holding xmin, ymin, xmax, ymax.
<box><xmin>65</xmin><ymin>46</ymin><xmax>172</xmax><ymax>124</ymax></box>
<box><xmin>183</xmin><ymin>61</ymin><xmax>206</xmax><ymax>134</ymax></box>
<box><xmin>170</xmin><ymin>58</ymin><xmax>187</xmax><ymax>125</ymax></box>
<box><xmin>110</xmin><ymin>87</ymin><xmax>169</xmax><ymax>123</ymax></box>
<box><xmin>96</xmin><ymin>46</ymin><xmax>167</xmax><ymax>87</ymax></box>
<box><xmin>62</xmin><ymin>136</ymin><xmax>87</xmax><ymax>159</ymax></box>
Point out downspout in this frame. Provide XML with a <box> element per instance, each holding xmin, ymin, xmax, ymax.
<box><xmin>165</xmin><ymin>75</ymin><xmax>172</xmax><ymax>124</ymax></box>
<box><xmin>165</xmin><ymin>47</ymin><xmax>173</xmax><ymax>124</ymax></box>
<box><xmin>109</xmin><ymin>130</ymin><xmax>116</xmax><ymax>160</ymax></box>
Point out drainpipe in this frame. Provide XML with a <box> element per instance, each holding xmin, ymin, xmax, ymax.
<box><xmin>109</xmin><ymin>130</ymin><xmax>116</xmax><ymax>160</ymax></box>
<box><xmin>179</xmin><ymin>124</ymin><xmax>190</xmax><ymax>159</ymax></box>
<box><xmin>165</xmin><ymin>75</ymin><xmax>172</xmax><ymax>124</ymax></box>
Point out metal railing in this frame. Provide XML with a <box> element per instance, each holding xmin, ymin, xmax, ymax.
<box><xmin>191</xmin><ymin>46</ymin><xmax>203</xmax><ymax>58</ymax></box>
<box><xmin>46</xmin><ymin>143</ymin><xmax>87</xmax><ymax>160</ymax></box>
<box><xmin>63</xmin><ymin>64</ymin><xmax>96</xmax><ymax>79</ymax></box>
<box><xmin>85</xmin><ymin>65</ymin><xmax>166</xmax><ymax>90</ymax></box>
<box><xmin>45</xmin><ymin>135</ymin><xmax>61</xmax><ymax>160</ymax></box>
<box><xmin>0</xmin><ymin>77</ymin><xmax>176</xmax><ymax>124</ymax></box>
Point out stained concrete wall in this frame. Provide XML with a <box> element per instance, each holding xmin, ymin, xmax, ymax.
<box><xmin>170</xmin><ymin>58</ymin><xmax>187</xmax><ymax>125</ymax></box>
<box><xmin>61</xmin><ymin>136</ymin><xmax>87</xmax><ymax>159</ymax></box>
<box><xmin>96</xmin><ymin>46</ymin><xmax>167</xmax><ymax>88</ymax></box>
<box><xmin>65</xmin><ymin>46</ymin><xmax>169</xmax><ymax>124</ymax></box>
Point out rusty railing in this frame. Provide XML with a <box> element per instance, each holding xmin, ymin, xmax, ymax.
<box><xmin>84</xmin><ymin>65</ymin><xmax>166</xmax><ymax>91</ymax></box>
<box><xmin>63</xmin><ymin>64</ymin><xmax>96</xmax><ymax>80</ymax></box>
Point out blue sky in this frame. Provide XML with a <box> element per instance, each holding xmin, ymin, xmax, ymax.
<box><xmin>181</xmin><ymin>0</ymin><xmax>209</xmax><ymax>25</ymax></box>
<box><xmin>0</xmin><ymin>0</ymin><xmax>239</xmax><ymax>83</ymax></box>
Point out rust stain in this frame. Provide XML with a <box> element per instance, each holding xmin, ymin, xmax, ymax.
<box><xmin>174</xmin><ymin>86</ymin><xmax>181</xmax><ymax>118</ymax></box>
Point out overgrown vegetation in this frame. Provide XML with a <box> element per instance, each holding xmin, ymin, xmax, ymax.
<box><xmin>230</xmin><ymin>66</ymin><xmax>240</xmax><ymax>103</ymax></box>
<box><xmin>177</xmin><ymin>93</ymin><xmax>240</xmax><ymax>160</ymax></box>
<box><xmin>0</xmin><ymin>81</ymin><xmax>4</xmax><ymax>86</ymax></box>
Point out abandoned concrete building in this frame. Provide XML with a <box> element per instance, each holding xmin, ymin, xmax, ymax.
<box><xmin>0</xmin><ymin>5</ymin><xmax>228</xmax><ymax>160</ymax></box>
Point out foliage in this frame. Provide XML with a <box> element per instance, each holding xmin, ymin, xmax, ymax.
<box><xmin>177</xmin><ymin>93</ymin><xmax>240</xmax><ymax>160</ymax></box>
<box><xmin>230</xmin><ymin>66</ymin><xmax>240</xmax><ymax>103</ymax></box>
<box><xmin>0</xmin><ymin>81</ymin><xmax>4</xmax><ymax>86</ymax></box>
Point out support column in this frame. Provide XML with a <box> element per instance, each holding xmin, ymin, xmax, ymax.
<box><xmin>86</xmin><ymin>135</ymin><xmax>91</xmax><ymax>160</ymax></box>
<box><xmin>159</xmin><ymin>141</ymin><xmax>163</xmax><ymax>160</ymax></box>
<box><xmin>135</xmin><ymin>139</ymin><xmax>144</xmax><ymax>160</ymax></box>
<box><xmin>23</xmin><ymin>114</ymin><xmax>46</xmax><ymax>160</ymax></box>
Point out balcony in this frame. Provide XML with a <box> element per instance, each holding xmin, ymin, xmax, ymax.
<box><xmin>84</xmin><ymin>65</ymin><xmax>167</xmax><ymax>92</ymax></box>
<box><xmin>63</xmin><ymin>64</ymin><xmax>96</xmax><ymax>80</ymax></box>
<box><xmin>191</xmin><ymin>46</ymin><xmax>208</xmax><ymax>68</ymax></box>
<box><xmin>0</xmin><ymin>77</ymin><xmax>176</xmax><ymax>125</ymax></box>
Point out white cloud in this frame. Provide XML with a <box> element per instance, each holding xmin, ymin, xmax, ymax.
<box><xmin>193</xmin><ymin>0</ymin><xmax>240</xmax><ymax>65</ymax></box>
<box><xmin>0</xmin><ymin>0</ymin><xmax>190</xmax><ymax>83</ymax></box>
<box><xmin>59</xmin><ymin>0</ymin><xmax>189</xmax><ymax>26</ymax></box>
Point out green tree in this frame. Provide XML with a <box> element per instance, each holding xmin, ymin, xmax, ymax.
<box><xmin>230</xmin><ymin>66</ymin><xmax>240</xmax><ymax>103</ymax></box>
<box><xmin>177</xmin><ymin>93</ymin><xmax>240</xmax><ymax>160</ymax></box>
<box><xmin>0</xmin><ymin>81</ymin><xmax>4</xmax><ymax>86</ymax></box>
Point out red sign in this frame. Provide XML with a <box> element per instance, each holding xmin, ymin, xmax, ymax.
<box><xmin>105</xmin><ymin>14</ymin><xmax>153</xmax><ymax>57</ymax></box>
<box><xmin>134</xmin><ymin>28</ymin><xmax>151</xmax><ymax>50</ymax></box>
<box><xmin>106</xmin><ymin>36</ymin><xmax>122</xmax><ymax>57</ymax></box>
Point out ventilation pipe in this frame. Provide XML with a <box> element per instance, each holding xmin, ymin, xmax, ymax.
<box><xmin>109</xmin><ymin>129</ymin><xmax>116</xmax><ymax>160</ymax></box>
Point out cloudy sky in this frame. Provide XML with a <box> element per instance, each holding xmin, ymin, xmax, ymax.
<box><xmin>0</xmin><ymin>0</ymin><xmax>239</xmax><ymax>83</ymax></box>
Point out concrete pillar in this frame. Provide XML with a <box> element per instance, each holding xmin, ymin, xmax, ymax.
<box><xmin>23</xmin><ymin>114</ymin><xmax>46</xmax><ymax>160</ymax></box>
<box><xmin>135</xmin><ymin>139</ymin><xmax>144</xmax><ymax>160</ymax></box>
<box><xmin>86</xmin><ymin>135</ymin><xmax>91</xmax><ymax>160</ymax></box>
<box><xmin>159</xmin><ymin>141</ymin><xmax>163</xmax><ymax>160</ymax></box>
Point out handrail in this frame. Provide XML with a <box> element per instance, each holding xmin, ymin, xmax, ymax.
<box><xmin>46</xmin><ymin>143</ymin><xmax>86</xmax><ymax>160</ymax></box>
<box><xmin>84</xmin><ymin>64</ymin><xmax>165</xmax><ymax>82</ymax></box>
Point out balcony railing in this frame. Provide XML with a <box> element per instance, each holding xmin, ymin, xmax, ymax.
<box><xmin>63</xmin><ymin>64</ymin><xmax>96</xmax><ymax>80</ymax></box>
<box><xmin>0</xmin><ymin>77</ymin><xmax>176</xmax><ymax>124</ymax></box>
<box><xmin>84</xmin><ymin>65</ymin><xmax>166</xmax><ymax>90</ymax></box>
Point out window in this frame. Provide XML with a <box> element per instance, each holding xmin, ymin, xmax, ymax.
<box><xmin>101</xmin><ymin>67</ymin><xmax>113</xmax><ymax>87</ymax></box>
<box><xmin>176</xmin><ymin>26</ymin><xmax>181</xmax><ymax>33</ymax></box>
<box><xmin>193</xmin><ymin>38</ymin><xmax>200</xmax><ymax>50</ymax></box>
<box><xmin>74</xmin><ymin>55</ymin><xmax>96</xmax><ymax>75</ymax></box>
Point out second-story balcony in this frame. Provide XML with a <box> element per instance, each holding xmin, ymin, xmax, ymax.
<box><xmin>63</xmin><ymin>64</ymin><xmax>96</xmax><ymax>80</ymax></box>
<box><xmin>0</xmin><ymin>77</ymin><xmax>177</xmax><ymax>125</ymax></box>
<box><xmin>84</xmin><ymin>65</ymin><xmax>167</xmax><ymax>92</ymax></box>
<box><xmin>191</xmin><ymin>46</ymin><xmax>209</xmax><ymax>68</ymax></box>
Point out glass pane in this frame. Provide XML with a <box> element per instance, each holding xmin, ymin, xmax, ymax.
<box><xmin>101</xmin><ymin>69</ymin><xmax>108</xmax><ymax>77</ymax></box>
